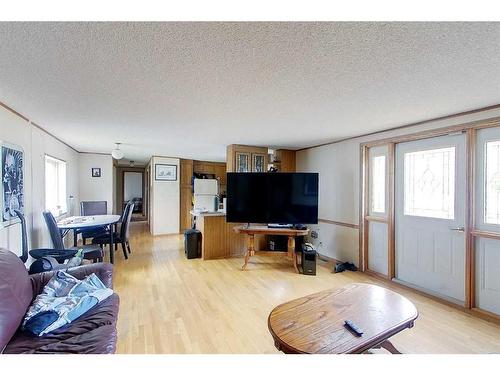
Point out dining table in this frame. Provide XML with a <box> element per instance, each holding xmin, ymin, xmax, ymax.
<box><xmin>57</xmin><ymin>214</ymin><xmax>121</xmax><ymax>264</ymax></box>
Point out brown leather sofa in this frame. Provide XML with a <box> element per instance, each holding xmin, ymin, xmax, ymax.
<box><xmin>0</xmin><ymin>248</ymin><xmax>119</xmax><ymax>354</ymax></box>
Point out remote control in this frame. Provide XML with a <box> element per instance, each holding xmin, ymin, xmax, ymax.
<box><xmin>344</xmin><ymin>320</ymin><xmax>363</xmax><ymax>336</ymax></box>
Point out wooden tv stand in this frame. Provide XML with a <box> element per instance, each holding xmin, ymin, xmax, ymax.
<box><xmin>233</xmin><ymin>225</ymin><xmax>310</xmax><ymax>273</ymax></box>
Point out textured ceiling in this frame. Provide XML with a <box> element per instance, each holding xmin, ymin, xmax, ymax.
<box><xmin>1</xmin><ymin>22</ymin><xmax>500</xmax><ymax>162</ymax></box>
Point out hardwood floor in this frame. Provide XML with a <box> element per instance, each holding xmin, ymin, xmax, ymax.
<box><xmin>113</xmin><ymin>222</ymin><xmax>500</xmax><ymax>354</ymax></box>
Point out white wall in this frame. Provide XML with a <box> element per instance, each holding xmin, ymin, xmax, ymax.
<box><xmin>78</xmin><ymin>153</ymin><xmax>114</xmax><ymax>214</ymax></box>
<box><xmin>150</xmin><ymin>156</ymin><xmax>180</xmax><ymax>235</ymax></box>
<box><xmin>31</xmin><ymin>126</ymin><xmax>80</xmax><ymax>248</ymax></box>
<box><xmin>297</xmin><ymin>107</ymin><xmax>500</xmax><ymax>265</ymax></box>
<box><xmin>0</xmin><ymin>107</ymin><xmax>32</xmax><ymax>256</ymax></box>
<box><xmin>0</xmin><ymin>105</ymin><xmax>80</xmax><ymax>256</ymax></box>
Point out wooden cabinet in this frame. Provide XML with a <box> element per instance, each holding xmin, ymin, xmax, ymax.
<box><xmin>180</xmin><ymin>159</ymin><xmax>194</xmax><ymax>232</ymax></box>
<box><xmin>193</xmin><ymin>161</ymin><xmax>216</xmax><ymax>175</ymax></box>
<box><xmin>227</xmin><ymin>145</ymin><xmax>268</xmax><ymax>172</ymax></box>
<box><xmin>273</xmin><ymin>149</ymin><xmax>296</xmax><ymax>172</ymax></box>
<box><xmin>214</xmin><ymin>162</ymin><xmax>227</xmax><ymax>187</ymax></box>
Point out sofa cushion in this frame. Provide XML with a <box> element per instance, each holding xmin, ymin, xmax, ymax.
<box><xmin>0</xmin><ymin>248</ymin><xmax>33</xmax><ymax>352</ymax></box>
<box><xmin>3</xmin><ymin>293</ymin><xmax>119</xmax><ymax>354</ymax></box>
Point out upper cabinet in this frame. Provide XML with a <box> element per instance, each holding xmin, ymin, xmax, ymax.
<box><xmin>273</xmin><ymin>149</ymin><xmax>296</xmax><ymax>172</ymax></box>
<box><xmin>227</xmin><ymin>145</ymin><xmax>268</xmax><ymax>172</ymax></box>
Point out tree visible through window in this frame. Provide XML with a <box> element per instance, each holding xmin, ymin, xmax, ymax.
<box><xmin>45</xmin><ymin>155</ymin><xmax>67</xmax><ymax>216</ymax></box>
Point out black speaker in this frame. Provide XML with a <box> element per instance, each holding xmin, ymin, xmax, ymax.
<box><xmin>184</xmin><ymin>229</ymin><xmax>201</xmax><ymax>259</ymax></box>
<box><xmin>301</xmin><ymin>246</ymin><xmax>316</xmax><ymax>276</ymax></box>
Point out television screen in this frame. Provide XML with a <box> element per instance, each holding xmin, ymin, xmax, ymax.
<box><xmin>226</xmin><ymin>173</ymin><xmax>319</xmax><ymax>224</ymax></box>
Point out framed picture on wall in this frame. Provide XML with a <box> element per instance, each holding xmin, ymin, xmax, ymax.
<box><xmin>155</xmin><ymin>164</ymin><xmax>177</xmax><ymax>181</ymax></box>
<box><xmin>92</xmin><ymin>168</ymin><xmax>101</xmax><ymax>177</ymax></box>
<box><xmin>1</xmin><ymin>141</ymin><xmax>24</xmax><ymax>227</ymax></box>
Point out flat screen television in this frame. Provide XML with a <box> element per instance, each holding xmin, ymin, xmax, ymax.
<box><xmin>226</xmin><ymin>172</ymin><xmax>319</xmax><ymax>224</ymax></box>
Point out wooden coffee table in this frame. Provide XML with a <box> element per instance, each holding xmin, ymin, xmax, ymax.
<box><xmin>268</xmin><ymin>283</ymin><xmax>418</xmax><ymax>354</ymax></box>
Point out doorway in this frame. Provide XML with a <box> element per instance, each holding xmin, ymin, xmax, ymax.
<box><xmin>395</xmin><ymin>134</ymin><xmax>466</xmax><ymax>302</ymax></box>
<box><xmin>115</xmin><ymin>166</ymin><xmax>147</xmax><ymax>222</ymax></box>
<box><xmin>361</xmin><ymin>120</ymin><xmax>500</xmax><ymax>318</ymax></box>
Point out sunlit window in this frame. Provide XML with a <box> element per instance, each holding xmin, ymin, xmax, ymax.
<box><xmin>485</xmin><ymin>140</ymin><xmax>500</xmax><ymax>225</ymax></box>
<box><xmin>45</xmin><ymin>155</ymin><xmax>67</xmax><ymax>217</ymax></box>
<box><xmin>371</xmin><ymin>155</ymin><xmax>386</xmax><ymax>213</ymax></box>
<box><xmin>404</xmin><ymin>147</ymin><xmax>455</xmax><ymax>219</ymax></box>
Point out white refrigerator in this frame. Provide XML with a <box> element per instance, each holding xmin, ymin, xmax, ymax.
<box><xmin>193</xmin><ymin>179</ymin><xmax>218</xmax><ymax>212</ymax></box>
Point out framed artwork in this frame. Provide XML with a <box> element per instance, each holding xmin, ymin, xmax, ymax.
<box><xmin>1</xmin><ymin>142</ymin><xmax>24</xmax><ymax>227</ymax></box>
<box><xmin>155</xmin><ymin>164</ymin><xmax>177</xmax><ymax>181</ymax></box>
<box><xmin>92</xmin><ymin>168</ymin><xmax>101</xmax><ymax>177</ymax></box>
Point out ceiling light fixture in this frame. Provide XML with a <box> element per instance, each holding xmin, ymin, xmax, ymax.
<box><xmin>111</xmin><ymin>143</ymin><xmax>124</xmax><ymax>160</ymax></box>
<box><xmin>130</xmin><ymin>160</ymin><xmax>135</xmax><ymax>167</ymax></box>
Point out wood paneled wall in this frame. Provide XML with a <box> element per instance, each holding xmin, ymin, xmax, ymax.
<box><xmin>180</xmin><ymin>159</ymin><xmax>194</xmax><ymax>232</ymax></box>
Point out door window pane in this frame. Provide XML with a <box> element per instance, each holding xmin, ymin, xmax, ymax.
<box><xmin>485</xmin><ymin>140</ymin><xmax>500</xmax><ymax>224</ymax></box>
<box><xmin>371</xmin><ymin>155</ymin><xmax>386</xmax><ymax>213</ymax></box>
<box><xmin>404</xmin><ymin>147</ymin><xmax>455</xmax><ymax>219</ymax></box>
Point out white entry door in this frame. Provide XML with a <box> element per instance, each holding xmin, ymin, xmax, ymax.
<box><xmin>395</xmin><ymin>134</ymin><xmax>466</xmax><ymax>302</ymax></box>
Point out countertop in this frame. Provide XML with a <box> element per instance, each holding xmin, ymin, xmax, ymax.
<box><xmin>190</xmin><ymin>210</ymin><xmax>226</xmax><ymax>217</ymax></box>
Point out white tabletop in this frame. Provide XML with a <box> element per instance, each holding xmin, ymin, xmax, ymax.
<box><xmin>57</xmin><ymin>214</ymin><xmax>121</xmax><ymax>229</ymax></box>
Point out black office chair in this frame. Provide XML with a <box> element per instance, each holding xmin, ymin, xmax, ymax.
<box><xmin>42</xmin><ymin>211</ymin><xmax>104</xmax><ymax>262</ymax></box>
<box><xmin>13</xmin><ymin>209</ymin><xmax>29</xmax><ymax>263</ymax></box>
<box><xmin>79</xmin><ymin>201</ymin><xmax>108</xmax><ymax>245</ymax></box>
<box><xmin>15</xmin><ymin>209</ymin><xmax>75</xmax><ymax>262</ymax></box>
<box><xmin>14</xmin><ymin>209</ymin><xmax>82</xmax><ymax>274</ymax></box>
<box><xmin>92</xmin><ymin>203</ymin><xmax>134</xmax><ymax>260</ymax></box>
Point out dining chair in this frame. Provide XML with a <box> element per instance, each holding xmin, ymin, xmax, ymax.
<box><xmin>80</xmin><ymin>201</ymin><xmax>107</xmax><ymax>215</ymax></box>
<box><xmin>79</xmin><ymin>201</ymin><xmax>108</xmax><ymax>245</ymax></box>
<box><xmin>42</xmin><ymin>211</ymin><xmax>104</xmax><ymax>262</ymax></box>
<box><xmin>92</xmin><ymin>203</ymin><xmax>134</xmax><ymax>260</ymax></box>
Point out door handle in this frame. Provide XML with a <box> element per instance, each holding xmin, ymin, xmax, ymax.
<box><xmin>450</xmin><ymin>227</ymin><xmax>465</xmax><ymax>232</ymax></box>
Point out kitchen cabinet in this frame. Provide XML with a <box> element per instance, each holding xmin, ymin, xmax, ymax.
<box><xmin>227</xmin><ymin>145</ymin><xmax>268</xmax><ymax>172</ymax></box>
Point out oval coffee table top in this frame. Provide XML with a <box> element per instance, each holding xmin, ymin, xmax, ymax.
<box><xmin>268</xmin><ymin>283</ymin><xmax>418</xmax><ymax>354</ymax></box>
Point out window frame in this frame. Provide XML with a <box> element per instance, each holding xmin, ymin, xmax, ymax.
<box><xmin>368</xmin><ymin>146</ymin><xmax>389</xmax><ymax>217</ymax></box>
<box><xmin>44</xmin><ymin>154</ymin><xmax>68</xmax><ymax>218</ymax></box>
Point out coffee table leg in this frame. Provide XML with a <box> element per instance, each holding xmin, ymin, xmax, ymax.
<box><xmin>370</xmin><ymin>340</ymin><xmax>402</xmax><ymax>354</ymax></box>
<box><xmin>379</xmin><ymin>340</ymin><xmax>401</xmax><ymax>354</ymax></box>
<box><xmin>242</xmin><ymin>234</ymin><xmax>254</xmax><ymax>270</ymax></box>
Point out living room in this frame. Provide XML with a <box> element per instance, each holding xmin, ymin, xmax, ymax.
<box><xmin>1</xmin><ymin>1</ymin><xmax>499</xmax><ymax>374</ymax></box>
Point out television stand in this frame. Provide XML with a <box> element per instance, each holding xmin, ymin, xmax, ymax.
<box><xmin>233</xmin><ymin>225</ymin><xmax>310</xmax><ymax>273</ymax></box>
